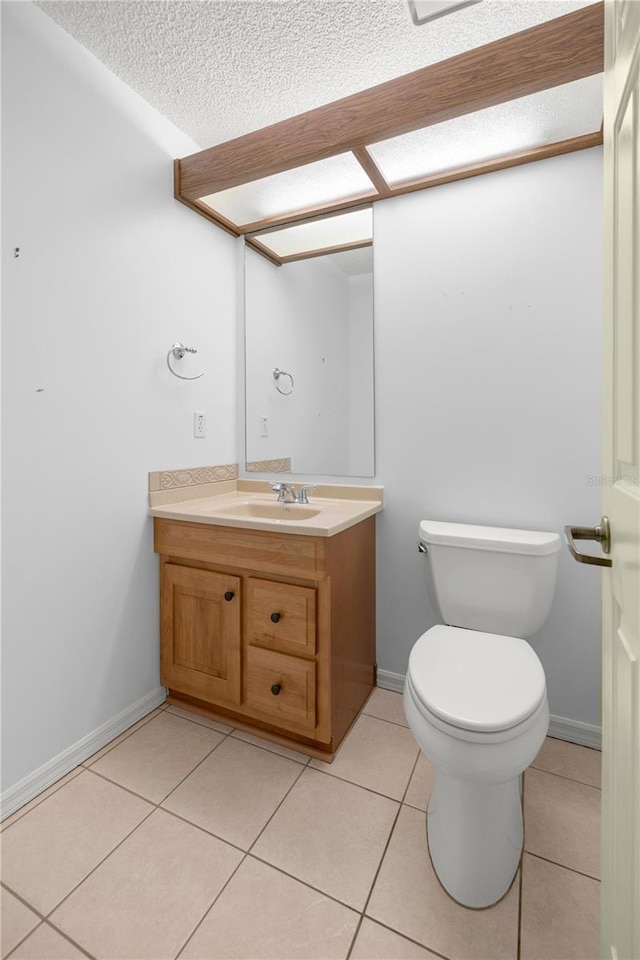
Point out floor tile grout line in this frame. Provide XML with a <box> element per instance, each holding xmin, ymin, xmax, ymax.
<box><xmin>523</xmin><ymin>850</ymin><xmax>601</xmax><ymax>883</ymax></box>
<box><xmin>173</xmin><ymin>851</ymin><xmax>249</xmax><ymax>960</ymax></box>
<box><xmin>303</xmin><ymin>753</ymin><xmax>419</xmax><ymax>805</ymax></box>
<box><xmin>1</xmin><ymin>881</ymin><xmax>48</xmax><ymax>922</ymax></box>
<box><xmin>153</xmin><ymin>729</ymin><xmax>235</xmax><ymax>807</ymax></box>
<box><xmin>157</xmin><ymin>806</ymin><xmax>249</xmax><ymax>857</ymax></box>
<box><xmin>0</xmin><ymin>767</ymin><xmax>85</xmax><ymax>834</ymax></box>
<box><xmin>526</xmin><ymin>763</ymin><xmax>601</xmax><ymax>792</ymax></box>
<box><xmin>246</xmin><ymin>757</ymin><xmax>309</xmax><ymax>855</ymax></box>
<box><xmin>80</xmin><ymin>708</ymin><xmax>165</xmax><ymax>770</ymax></box>
<box><xmin>2</xmin><ymin>917</ymin><xmax>97</xmax><ymax>960</ymax></box>
<box><xmin>361</xmin><ymin>749</ymin><xmax>511</xmax><ymax>960</ymax></box>
<box><xmin>345</xmin><ymin>914</ymin><xmax>365</xmax><ymax>960</ymax></box>
<box><xmin>34</xmin><ymin>805</ymin><xmax>157</xmax><ymax>931</ymax></box>
<box><xmin>516</xmin><ymin>863</ymin><xmax>524</xmax><ymax>960</ymax></box>
<box><xmin>246</xmin><ymin>851</ymin><xmax>365</xmax><ymax>915</ymax></box>
<box><xmin>361</xmin><ymin>709</ymin><xmax>410</xmax><ymax>730</ymax></box>
<box><xmin>360</xmin><ymin>802</ymin><xmax>403</xmax><ymax>919</ymax></box>
<box><xmin>400</xmin><ymin>749</ymin><xmax>422</xmax><ymax>805</ymax></box>
<box><xmin>228</xmin><ymin>730</ymin><xmax>311</xmax><ymax>766</ymax></box>
<box><xmin>358</xmin><ymin>916</ymin><xmax>453</xmax><ymax>960</ymax></box>
<box><xmin>81</xmin><ymin>765</ymin><xmax>165</xmax><ymax>808</ymax></box>
<box><xmin>306</xmin><ymin>764</ymin><xmax>415</xmax><ymax>803</ymax></box>
<box><xmin>164</xmin><ymin>705</ymin><xmax>235</xmax><ymax>736</ymax></box>
<box><xmin>517</xmin><ymin>771</ymin><xmax>525</xmax><ymax>960</ymax></box>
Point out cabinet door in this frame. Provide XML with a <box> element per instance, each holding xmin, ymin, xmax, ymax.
<box><xmin>247</xmin><ymin>578</ymin><xmax>316</xmax><ymax>656</ymax></box>
<box><xmin>245</xmin><ymin>646</ymin><xmax>316</xmax><ymax>733</ymax></box>
<box><xmin>161</xmin><ymin>563</ymin><xmax>241</xmax><ymax>705</ymax></box>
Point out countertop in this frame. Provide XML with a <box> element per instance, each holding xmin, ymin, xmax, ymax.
<box><xmin>149</xmin><ymin>480</ymin><xmax>384</xmax><ymax>537</ymax></box>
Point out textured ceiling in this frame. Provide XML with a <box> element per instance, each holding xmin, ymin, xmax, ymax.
<box><xmin>35</xmin><ymin>0</ymin><xmax>598</xmax><ymax>151</ymax></box>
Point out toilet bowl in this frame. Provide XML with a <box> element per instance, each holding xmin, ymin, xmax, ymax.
<box><xmin>405</xmin><ymin>625</ymin><xmax>549</xmax><ymax>907</ymax></box>
<box><xmin>404</xmin><ymin>521</ymin><xmax>561</xmax><ymax>908</ymax></box>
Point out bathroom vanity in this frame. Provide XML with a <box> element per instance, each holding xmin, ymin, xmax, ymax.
<box><xmin>150</xmin><ymin>480</ymin><xmax>383</xmax><ymax>759</ymax></box>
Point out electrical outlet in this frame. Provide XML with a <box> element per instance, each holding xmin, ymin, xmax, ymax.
<box><xmin>194</xmin><ymin>411</ymin><xmax>206</xmax><ymax>438</ymax></box>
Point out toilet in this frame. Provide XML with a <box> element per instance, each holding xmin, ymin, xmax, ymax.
<box><xmin>404</xmin><ymin>520</ymin><xmax>561</xmax><ymax>909</ymax></box>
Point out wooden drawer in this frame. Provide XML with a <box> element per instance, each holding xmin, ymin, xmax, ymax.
<box><xmin>247</xmin><ymin>578</ymin><xmax>316</xmax><ymax>656</ymax></box>
<box><xmin>154</xmin><ymin>519</ymin><xmax>325</xmax><ymax>579</ymax></box>
<box><xmin>244</xmin><ymin>646</ymin><xmax>316</xmax><ymax>733</ymax></box>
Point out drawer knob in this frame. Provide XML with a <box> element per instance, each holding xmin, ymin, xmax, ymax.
<box><xmin>270</xmin><ymin>683</ymin><xmax>282</xmax><ymax>696</ymax></box>
<box><xmin>270</xmin><ymin>612</ymin><xmax>281</xmax><ymax>623</ymax></box>
<box><xmin>224</xmin><ymin>591</ymin><xmax>235</xmax><ymax>602</ymax></box>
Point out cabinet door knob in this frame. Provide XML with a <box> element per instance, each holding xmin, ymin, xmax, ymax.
<box><xmin>224</xmin><ymin>591</ymin><xmax>235</xmax><ymax>601</ymax></box>
<box><xmin>270</xmin><ymin>683</ymin><xmax>282</xmax><ymax>696</ymax></box>
<box><xmin>270</xmin><ymin>612</ymin><xmax>281</xmax><ymax>623</ymax></box>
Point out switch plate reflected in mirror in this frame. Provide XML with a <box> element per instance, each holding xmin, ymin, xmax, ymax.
<box><xmin>244</xmin><ymin>244</ymin><xmax>374</xmax><ymax>477</ymax></box>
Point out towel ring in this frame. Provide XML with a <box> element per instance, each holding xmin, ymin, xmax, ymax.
<box><xmin>273</xmin><ymin>368</ymin><xmax>294</xmax><ymax>396</ymax></box>
<box><xmin>167</xmin><ymin>342</ymin><xmax>203</xmax><ymax>381</ymax></box>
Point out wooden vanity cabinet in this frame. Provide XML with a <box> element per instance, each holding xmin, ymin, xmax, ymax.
<box><xmin>154</xmin><ymin>516</ymin><xmax>376</xmax><ymax>758</ymax></box>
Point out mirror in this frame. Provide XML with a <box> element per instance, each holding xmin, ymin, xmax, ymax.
<box><xmin>244</xmin><ymin>244</ymin><xmax>374</xmax><ymax>477</ymax></box>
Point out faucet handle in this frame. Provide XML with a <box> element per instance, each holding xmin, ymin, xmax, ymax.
<box><xmin>270</xmin><ymin>482</ymin><xmax>288</xmax><ymax>502</ymax></box>
<box><xmin>296</xmin><ymin>484</ymin><xmax>318</xmax><ymax>504</ymax></box>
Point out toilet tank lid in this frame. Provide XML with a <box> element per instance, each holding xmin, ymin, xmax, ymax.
<box><xmin>418</xmin><ymin>520</ymin><xmax>561</xmax><ymax>556</ymax></box>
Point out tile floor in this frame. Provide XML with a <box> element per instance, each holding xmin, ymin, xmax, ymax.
<box><xmin>1</xmin><ymin>690</ymin><xmax>601</xmax><ymax>960</ymax></box>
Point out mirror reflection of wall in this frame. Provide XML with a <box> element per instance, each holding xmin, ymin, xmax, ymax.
<box><xmin>245</xmin><ymin>245</ymin><xmax>374</xmax><ymax>477</ymax></box>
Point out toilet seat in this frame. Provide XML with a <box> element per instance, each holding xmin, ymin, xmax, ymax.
<box><xmin>408</xmin><ymin>624</ymin><xmax>547</xmax><ymax>734</ymax></box>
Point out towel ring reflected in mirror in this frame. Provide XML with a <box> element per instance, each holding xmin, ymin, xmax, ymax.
<box><xmin>273</xmin><ymin>367</ymin><xmax>294</xmax><ymax>396</ymax></box>
<box><xmin>167</xmin><ymin>342</ymin><xmax>204</xmax><ymax>381</ymax></box>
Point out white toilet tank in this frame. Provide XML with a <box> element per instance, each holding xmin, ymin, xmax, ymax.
<box><xmin>418</xmin><ymin>520</ymin><xmax>561</xmax><ymax>638</ymax></box>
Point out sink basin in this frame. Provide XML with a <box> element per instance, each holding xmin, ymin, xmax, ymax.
<box><xmin>215</xmin><ymin>502</ymin><xmax>321</xmax><ymax>521</ymax></box>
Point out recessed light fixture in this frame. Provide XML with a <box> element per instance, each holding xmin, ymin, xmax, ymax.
<box><xmin>407</xmin><ymin>0</ymin><xmax>483</xmax><ymax>26</ymax></box>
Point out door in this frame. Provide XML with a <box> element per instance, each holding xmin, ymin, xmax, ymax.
<box><xmin>161</xmin><ymin>563</ymin><xmax>242</xmax><ymax>705</ymax></box>
<box><xmin>601</xmin><ymin>1</ymin><xmax>640</xmax><ymax>956</ymax></box>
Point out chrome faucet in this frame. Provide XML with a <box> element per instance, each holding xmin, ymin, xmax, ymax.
<box><xmin>270</xmin><ymin>482</ymin><xmax>296</xmax><ymax>503</ymax></box>
<box><xmin>270</xmin><ymin>482</ymin><xmax>318</xmax><ymax>504</ymax></box>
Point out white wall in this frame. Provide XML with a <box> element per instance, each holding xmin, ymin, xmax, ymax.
<box><xmin>1</xmin><ymin>3</ymin><xmax>237</xmax><ymax>796</ymax></box>
<box><xmin>244</xmin><ymin>249</ymin><xmax>350</xmax><ymax>475</ymax></box>
<box><xmin>373</xmin><ymin>148</ymin><xmax>603</xmax><ymax>730</ymax></box>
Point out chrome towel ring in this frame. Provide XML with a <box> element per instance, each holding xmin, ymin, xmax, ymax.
<box><xmin>273</xmin><ymin>367</ymin><xmax>294</xmax><ymax>395</ymax></box>
<box><xmin>167</xmin><ymin>342</ymin><xmax>203</xmax><ymax>380</ymax></box>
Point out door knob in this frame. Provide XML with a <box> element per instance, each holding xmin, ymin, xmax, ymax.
<box><xmin>565</xmin><ymin>516</ymin><xmax>612</xmax><ymax>567</ymax></box>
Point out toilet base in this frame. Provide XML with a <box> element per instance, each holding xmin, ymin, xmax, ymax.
<box><xmin>426</xmin><ymin>767</ymin><xmax>523</xmax><ymax>908</ymax></box>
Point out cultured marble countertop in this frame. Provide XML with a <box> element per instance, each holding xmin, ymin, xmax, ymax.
<box><xmin>148</xmin><ymin>479</ymin><xmax>384</xmax><ymax>537</ymax></box>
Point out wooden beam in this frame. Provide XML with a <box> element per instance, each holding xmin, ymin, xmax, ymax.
<box><xmin>173</xmin><ymin>161</ymin><xmax>242</xmax><ymax>237</ymax></box>
<box><xmin>352</xmin><ymin>148</ymin><xmax>392</xmax><ymax>197</ymax></box>
<box><xmin>245</xmin><ymin>237</ymin><xmax>283</xmax><ymax>266</ymax></box>
<box><xmin>279</xmin><ymin>239</ymin><xmax>373</xmax><ymax>265</ymax></box>
<box><xmin>177</xmin><ymin>3</ymin><xmax>603</xmax><ymax>201</ymax></box>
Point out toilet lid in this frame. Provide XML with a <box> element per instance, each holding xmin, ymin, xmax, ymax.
<box><xmin>409</xmin><ymin>625</ymin><xmax>547</xmax><ymax>732</ymax></box>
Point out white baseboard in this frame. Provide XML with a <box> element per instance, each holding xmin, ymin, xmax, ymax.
<box><xmin>1</xmin><ymin>686</ymin><xmax>167</xmax><ymax>821</ymax></box>
<box><xmin>376</xmin><ymin>668</ymin><xmax>405</xmax><ymax>694</ymax></box>
<box><xmin>376</xmin><ymin>670</ymin><xmax>601</xmax><ymax>750</ymax></box>
<box><xmin>547</xmin><ymin>715</ymin><xmax>601</xmax><ymax>750</ymax></box>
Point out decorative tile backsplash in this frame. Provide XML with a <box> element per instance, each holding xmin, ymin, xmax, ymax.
<box><xmin>149</xmin><ymin>463</ymin><xmax>238</xmax><ymax>492</ymax></box>
<box><xmin>245</xmin><ymin>457</ymin><xmax>292</xmax><ymax>474</ymax></box>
